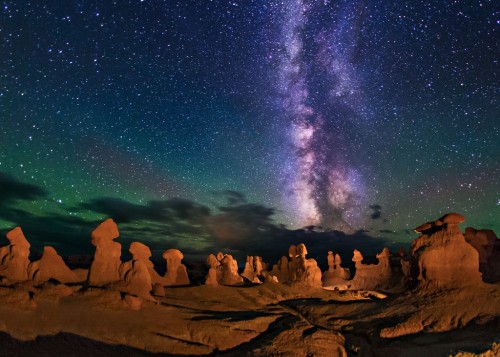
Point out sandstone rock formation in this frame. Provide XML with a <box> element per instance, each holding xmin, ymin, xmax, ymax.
<box><xmin>464</xmin><ymin>227</ymin><xmax>500</xmax><ymax>283</ymax></box>
<box><xmin>123</xmin><ymin>259</ymin><xmax>152</xmax><ymax>300</ymax></box>
<box><xmin>322</xmin><ymin>251</ymin><xmax>350</xmax><ymax>287</ymax></box>
<box><xmin>204</xmin><ymin>252</ymin><xmax>243</xmax><ymax>286</ymax></box>
<box><xmin>163</xmin><ymin>249</ymin><xmax>190</xmax><ymax>286</ymax></box>
<box><xmin>220</xmin><ymin>254</ymin><xmax>243</xmax><ymax>286</ymax></box>
<box><xmin>28</xmin><ymin>246</ymin><xmax>79</xmax><ymax>283</ymax></box>
<box><xmin>410</xmin><ymin>213</ymin><xmax>482</xmax><ymax>289</ymax></box>
<box><xmin>348</xmin><ymin>248</ymin><xmax>393</xmax><ymax>291</ymax></box>
<box><xmin>87</xmin><ymin>219</ymin><xmax>122</xmax><ymax>286</ymax></box>
<box><xmin>241</xmin><ymin>255</ymin><xmax>265</xmax><ymax>283</ymax></box>
<box><xmin>120</xmin><ymin>242</ymin><xmax>164</xmax><ymax>286</ymax></box>
<box><xmin>269</xmin><ymin>256</ymin><xmax>290</xmax><ymax>283</ymax></box>
<box><xmin>288</xmin><ymin>243</ymin><xmax>322</xmax><ymax>287</ymax></box>
<box><xmin>205</xmin><ymin>254</ymin><xmax>221</xmax><ymax>286</ymax></box>
<box><xmin>0</xmin><ymin>227</ymin><xmax>31</xmax><ymax>281</ymax></box>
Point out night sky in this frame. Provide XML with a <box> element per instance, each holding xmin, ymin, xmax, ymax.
<box><xmin>1</xmin><ymin>1</ymin><xmax>498</xmax><ymax>262</ymax></box>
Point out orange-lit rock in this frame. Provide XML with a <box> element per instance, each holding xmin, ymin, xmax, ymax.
<box><xmin>220</xmin><ymin>254</ymin><xmax>243</xmax><ymax>286</ymax></box>
<box><xmin>28</xmin><ymin>246</ymin><xmax>79</xmax><ymax>283</ymax></box>
<box><xmin>410</xmin><ymin>213</ymin><xmax>482</xmax><ymax>288</ymax></box>
<box><xmin>0</xmin><ymin>227</ymin><xmax>31</xmax><ymax>281</ymax></box>
<box><xmin>349</xmin><ymin>247</ymin><xmax>393</xmax><ymax>290</ymax></box>
<box><xmin>269</xmin><ymin>256</ymin><xmax>290</xmax><ymax>283</ymax></box>
<box><xmin>322</xmin><ymin>251</ymin><xmax>350</xmax><ymax>287</ymax></box>
<box><xmin>87</xmin><ymin>219</ymin><xmax>122</xmax><ymax>286</ymax></box>
<box><xmin>162</xmin><ymin>248</ymin><xmax>190</xmax><ymax>286</ymax></box>
<box><xmin>125</xmin><ymin>242</ymin><xmax>164</xmax><ymax>285</ymax></box>
<box><xmin>205</xmin><ymin>253</ymin><xmax>220</xmax><ymax>286</ymax></box>
<box><xmin>288</xmin><ymin>243</ymin><xmax>322</xmax><ymax>287</ymax></box>
<box><xmin>241</xmin><ymin>255</ymin><xmax>265</xmax><ymax>283</ymax></box>
<box><xmin>123</xmin><ymin>259</ymin><xmax>152</xmax><ymax>301</ymax></box>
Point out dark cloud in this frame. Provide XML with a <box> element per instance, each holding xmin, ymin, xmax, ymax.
<box><xmin>78</xmin><ymin>197</ymin><xmax>210</xmax><ymax>224</ymax></box>
<box><xmin>0</xmin><ymin>172</ymin><xmax>47</xmax><ymax>205</ymax></box>
<box><xmin>379</xmin><ymin>229</ymin><xmax>396</xmax><ymax>234</ymax></box>
<box><xmin>217</xmin><ymin>190</ymin><xmax>247</xmax><ymax>206</ymax></box>
<box><xmin>369</xmin><ymin>204</ymin><xmax>382</xmax><ymax>219</ymax></box>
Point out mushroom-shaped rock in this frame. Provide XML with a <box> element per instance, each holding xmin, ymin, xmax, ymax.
<box><xmin>28</xmin><ymin>246</ymin><xmax>79</xmax><ymax>283</ymax></box>
<box><xmin>440</xmin><ymin>212</ymin><xmax>465</xmax><ymax>225</ymax></box>
<box><xmin>352</xmin><ymin>249</ymin><xmax>364</xmax><ymax>268</ymax></box>
<box><xmin>0</xmin><ymin>227</ymin><xmax>31</xmax><ymax>281</ymax></box>
<box><xmin>162</xmin><ymin>249</ymin><xmax>190</xmax><ymax>286</ymax></box>
<box><xmin>127</xmin><ymin>242</ymin><xmax>164</xmax><ymax>286</ymax></box>
<box><xmin>410</xmin><ymin>213</ymin><xmax>482</xmax><ymax>289</ymax></box>
<box><xmin>87</xmin><ymin>219</ymin><xmax>122</xmax><ymax>286</ymax></box>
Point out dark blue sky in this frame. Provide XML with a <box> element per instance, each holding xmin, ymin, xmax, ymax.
<box><xmin>0</xmin><ymin>0</ymin><xmax>498</xmax><ymax>260</ymax></box>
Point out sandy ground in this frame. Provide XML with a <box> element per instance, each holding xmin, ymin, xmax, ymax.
<box><xmin>0</xmin><ymin>282</ymin><xmax>499</xmax><ymax>356</ymax></box>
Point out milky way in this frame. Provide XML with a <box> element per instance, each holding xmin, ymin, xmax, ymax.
<box><xmin>278</xmin><ymin>0</ymin><xmax>369</xmax><ymax>231</ymax></box>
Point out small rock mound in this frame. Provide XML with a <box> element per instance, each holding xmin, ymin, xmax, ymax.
<box><xmin>28</xmin><ymin>246</ymin><xmax>79</xmax><ymax>283</ymax></box>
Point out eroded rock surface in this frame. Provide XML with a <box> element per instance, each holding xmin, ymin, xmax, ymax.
<box><xmin>28</xmin><ymin>246</ymin><xmax>79</xmax><ymax>283</ymax></box>
<box><xmin>0</xmin><ymin>227</ymin><xmax>31</xmax><ymax>281</ymax></box>
<box><xmin>163</xmin><ymin>249</ymin><xmax>190</xmax><ymax>286</ymax></box>
<box><xmin>410</xmin><ymin>213</ymin><xmax>482</xmax><ymax>289</ymax></box>
<box><xmin>87</xmin><ymin>219</ymin><xmax>122</xmax><ymax>286</ymax></box>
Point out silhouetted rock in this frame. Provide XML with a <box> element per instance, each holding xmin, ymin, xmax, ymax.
<box><xmin>87</xmin><ymin>219</ymin><xmax>122</xmax><ymax>286</ymax></box>
<box><xmin>28</xmin><ymin>246</ymin><xmax>79</xmax><ymax>283</ymax></box>
<box><xmin>410</xmin><ymin>213</ymin><xmax>482</xmax><ymax>289</ymax></box>
<box><xmin>162</xmin><ymin>249</ymin><xmax>190</xmax><ymax>286</ymax></box>
<box><xmin>464</xmin><ymin>227</ymin><xmax>500</xmax><ymax>283</ymax></box>
<box><xmin>0</xmin><ymin>227</ymin><xmax>30</xmax><ymax>281</ymax></box>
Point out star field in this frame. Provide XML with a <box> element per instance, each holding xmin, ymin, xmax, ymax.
<box><xmin>0</xmin><ymin>0</ymin><xmax>498</xmax><ymax>258</ymax></box>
